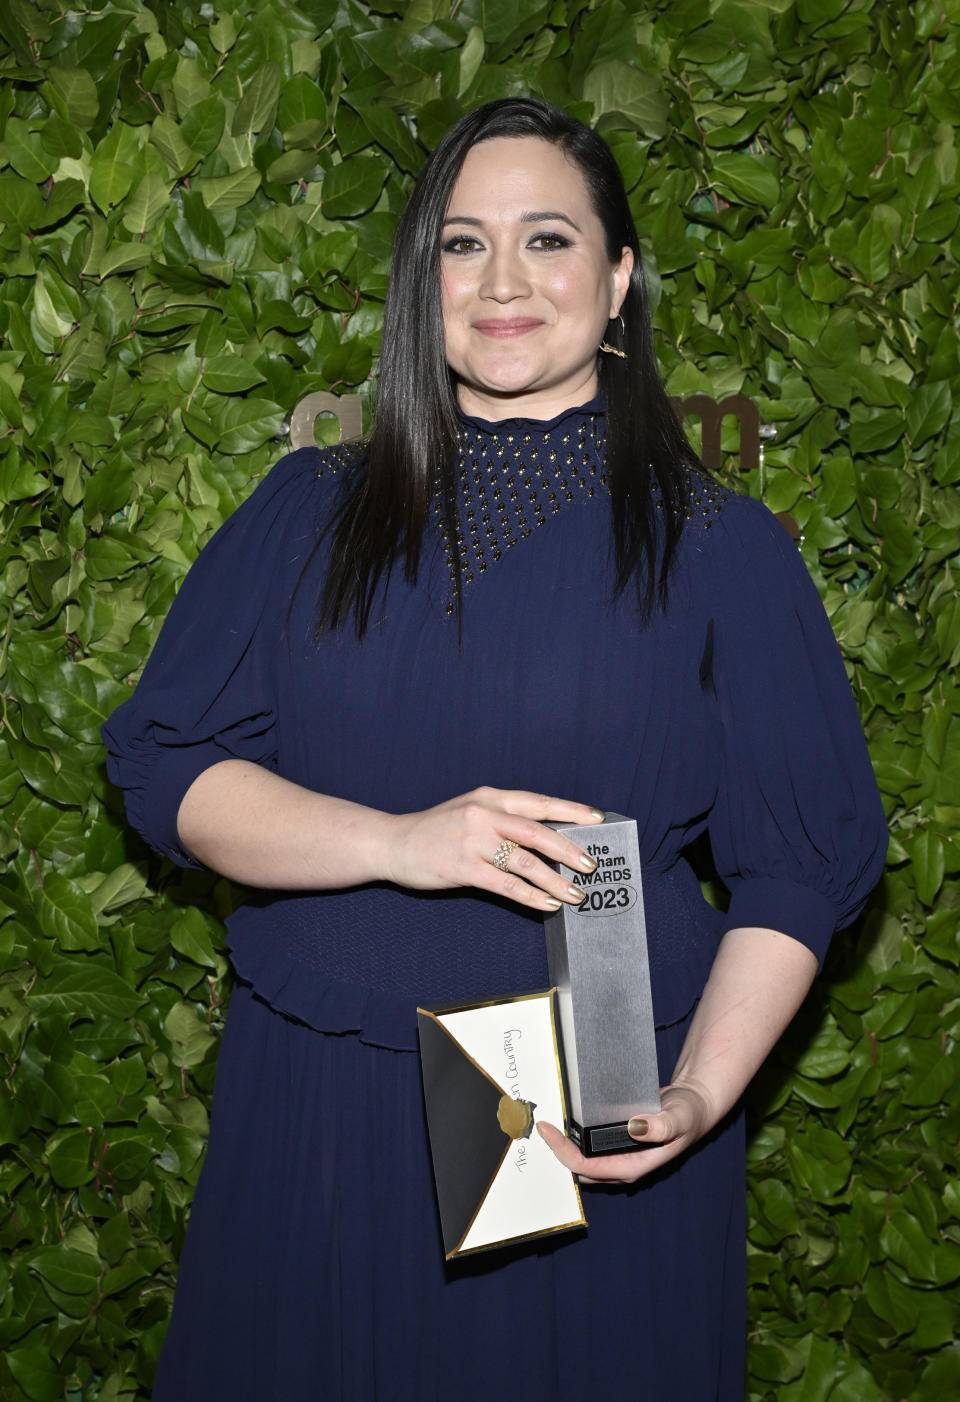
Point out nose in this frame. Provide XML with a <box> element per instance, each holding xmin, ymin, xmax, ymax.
<box><xmin>479</xmin><ymin>245</ymin><xmax>531</xmax><ymax>303</ymax></box>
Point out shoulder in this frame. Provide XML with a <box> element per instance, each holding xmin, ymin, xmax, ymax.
<box><xmin>678</xmin><ymin>478</ymin><xmax>800</xmax><ymax>575</ymax></box>
<box><xmin>175</xmin><ymin>442</ymin><xmax>365</xmax><ymax>603</ymax></box>
<box><xmin>239</xmin><ymin>440</ymin><xmax>364</xmax><ymax>517</ymax></box>
<box><xmin>207</xmin><ymin>441</ymin><xmax>365</xmax><ymax>550</ymax></box>
<box><xmin>666</xmin><ymin>478</ymin><xmax>825</xmax><ymax>628</ymax></box>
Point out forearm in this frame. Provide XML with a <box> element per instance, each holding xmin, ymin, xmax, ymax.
<box><xmin>538</xmin><ymin>923</ymin><xmax>819</xmax><ymax>1182</ymax></box>
<box><xmin>669</xmin><ymin>925</ymin><xmax>819</xmax><ymax>1126</ymax></box>
<box><xmin>176</xmin><ymin>759</ymin><xmax>399</xmax><ymax>888</ymax></box>
<box><xmin>175</xmin><ymin>759</ymin><xmax>603</xmax><ymax>907</ymax></box>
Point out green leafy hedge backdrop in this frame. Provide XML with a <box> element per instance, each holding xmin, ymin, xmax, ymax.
<box><xmin>1</xmin><ymin>1</ymin><xmax>958</xmax><ymax>1397</ymax></box>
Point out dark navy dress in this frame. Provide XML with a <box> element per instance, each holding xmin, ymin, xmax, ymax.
<box><xmin>103</xmin><ymin>402</ymin><xmax>886</xmax><ymax>1401</ymax></box>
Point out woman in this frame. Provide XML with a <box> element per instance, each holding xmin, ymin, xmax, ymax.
<box><xmin>103</xmin><ymin>98</ymin><xmax>886</xmax><ymax>1399</ymax></box>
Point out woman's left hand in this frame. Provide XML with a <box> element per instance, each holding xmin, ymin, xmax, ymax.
<box><xmin>536</xmin><ymin>1080</ymin><xmax>716</xmax><ymax>1185</ymax></box>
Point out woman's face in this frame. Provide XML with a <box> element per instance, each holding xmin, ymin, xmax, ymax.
<box><xmin>441</xmin><ymin>136</ymin><xmax>633</xmax><ymax>421</ymax></box>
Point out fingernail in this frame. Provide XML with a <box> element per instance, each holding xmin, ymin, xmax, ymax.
<box><xmin>536</xmin><ymin>1122</ymin><xmax>546</xmax><ymax>1140</ymax></box>
<box><xmin>579</xmin><ymin>852</ymin><xmax>598</xmax><ymax>872</ymax></box>
<box><xmin>628</xmin><ymin>1117</ymin><xmax>648</xmax><ymax>1137</ymax></box>
<box><xmin>544</xmin><ymin>896</ymin><xmax>562</xmax><ymax>909</ymax></box>
<box><xmin>589</xmin><ymin>808</ymin><xmax>606</xmax><ymax>821</ymax></box>
<box><xmin>565</xmin><ymin>886</ymin><xmax>584</xmax><ymax>903</ymax></box>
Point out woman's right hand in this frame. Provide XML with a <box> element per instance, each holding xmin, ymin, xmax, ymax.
<box><xmin>383</xmin><ymin>787</ymin><xmax>604</xmax><ymax>912</ymax></box>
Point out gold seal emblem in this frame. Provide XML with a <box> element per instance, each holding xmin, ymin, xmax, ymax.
<box><xmin>497</xmin><ymin>1093</ymin><xmax>534</xmax><ymax>1140</ymax></box>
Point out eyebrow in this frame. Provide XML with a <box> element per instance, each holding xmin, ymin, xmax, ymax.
<box><xmin>442</xmin><ymin>210</ymin><xmax>583</xmax><ymax>232</ymax></box>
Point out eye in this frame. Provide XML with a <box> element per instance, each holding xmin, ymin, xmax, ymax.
<box><xmin>529</xmin><ymin>232</ymin><xmax>571</xmax><ymax>251</ymax></box>
<box><xmin>443</xmin><ymin>235</ymin><xmax>482</xmax><ymax>255</ymax></box>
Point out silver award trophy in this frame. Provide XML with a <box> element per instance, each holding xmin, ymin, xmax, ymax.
<box><xmin>545</xmin><ymin>814</ymin><xmax>661</xmax><ymax>1156</ymax></box>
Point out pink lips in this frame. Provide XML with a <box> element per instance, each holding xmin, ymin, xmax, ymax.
<box><xmin>471</xmin><ymin>318</ymin><xmax>544</xmax><ymax>338</ymax></box>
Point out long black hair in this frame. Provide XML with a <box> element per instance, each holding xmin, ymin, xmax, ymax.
<box><xmin>317</xmin><ymin>98</ymin><xmax>701</xmax><ymax>637</ymax></box>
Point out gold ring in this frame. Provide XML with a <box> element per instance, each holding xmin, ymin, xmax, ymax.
<box><xmin>492</xmin><ymin>840</ymin><xmax>519</xmax><ymax>872</ymax></box>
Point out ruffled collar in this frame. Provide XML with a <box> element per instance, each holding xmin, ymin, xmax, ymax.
<box><xmin>457</xmin><ymin>395</ymin><xmax>604</xmax><ymax>437</ymax></box>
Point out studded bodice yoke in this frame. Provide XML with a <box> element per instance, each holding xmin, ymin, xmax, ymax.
<box><xmin>435</xmin><ymin>407</ymin><xmax>611</xmax><ymax>612</ymax></box>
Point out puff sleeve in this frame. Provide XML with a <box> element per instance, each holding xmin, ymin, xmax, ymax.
<box><xmin>101</xmin><ymin>448</ymin><xmax>326</xmax><ymax>867</ymax></box>
<box><xmin>704</xmin><ymin>496</ymin><xmax>887</xmax><ymax>965</ymax></box>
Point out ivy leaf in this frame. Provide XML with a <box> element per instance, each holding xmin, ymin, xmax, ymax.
<box><xmin>881</xmin><ymin>1209</ymin><xmax>960</xmax><ymax>1286</ymax></box>
<box><xmin>150</xmin><ymin>114</ymin><xmax>198</xmax><ymax>177</ymax></box>
<box><xmin>231</xmin><ymin>61</ymin><xmax>284</xmax><ymax>137</ymax></box>
<box><xmin>911</xmin><ymin>829</ymin><xmax>946</xmax><ymax>905</ymax></box>
<box><xmin>34</xmin><ymin>873</ymin><xmax>101</xmax><ymax>953</ymax></box>
<box><xmin>321</xmin><ymin>156</ymin><xmax>388</xmax><ymax>218</ymax></box>
<box><xmin>201</xmin><ymin>355</ymin><xmax>267</xmax><ymax>394</ymax></box>
<box><xmin>213</xmin><ymin>398</ymin><xmax>286</xmax><ymax>454</ymax></box>
<box><xmin>901</xmin><ymin>1046</ymin><xmax>955</xmax><ymax>1107</ymax></box>
<box><xmin>278</xmin><ymin>72</ymin><xmax>328</xmax><ymax>131</ymax></box>
<box><xmin>46</xmin><ymin>1129</ymin><xmax>95</xmax><ymax>1188</ymax></box>
<box><xmin>711</xmin><ymin>153</ymin><xmax>781</xmax><ymax>207</ymax></box>
<box><xmin>5</xmin><ymin>117</ymin><xmax>58</xmax><ymax>182</ymax></box>
<box><xmin>29</xmin><ymin>961</ymin><xmax>145</xmax><ymax>1020</ymax></box>
<box><xmin>905</xmin><ymin>381</ymin><xmax>951</xmax><ymax>449</ymax></box>
<box><xmin>583</xmin><ymin>60</ymin><xmax>669</xmax><ymax>138</ymax></box>
<box><xmin>192</xmin><ymin>168</ymin><xmax>262</xmax><ymax>211</ymax></box>
<box><xmin>29</xmin><ymin>1246</ymin><xmax>101</xmax><ymax>1295</ymax></box>
<box><xmin>6</xmin><ymin>1346</ymin><xmax>66</xmax><ymax>1402</ymax></box>
<box><xmin>89</xmin><ymin>145</ymin><xmax>134</xmax><ymax>213</ymax></box>
<box><xmin>164</xmin><ymin>1002</ymin><xmax>216</xmax><ymax>1068</ymax></box>
<box><xmin>181</xmin><ymin>96</ymin><xmax>226</xmax><ymax>155</ymax></box>
<box><xmin>0</xmin><ymin>173</ymin><xmax>44</xmax><ymax>231</ymax></box>
<box><xmin>458</xmin><ymin>25</ymin><xmax>485</xmax><ymax>97</ymax></box>
<box><xmin>120</xmin><ymin>171</ymin><xmax>171</xmax><ymax>237</ymax></box>
<box><xmin>44</xmin><ymin>64</ymin><xmax>100</xmax><ymax>130</ymax></box>
<box><xmin>169</xmin><ymin>908</ymin><xmax>220</xmax><ymax>968</ymax></box>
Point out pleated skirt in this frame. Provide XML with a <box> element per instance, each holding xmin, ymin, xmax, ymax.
<box><xmin>152</xmin><ymin>982</ymin><xmax>745</xmax><ymax>1401</ymax></box>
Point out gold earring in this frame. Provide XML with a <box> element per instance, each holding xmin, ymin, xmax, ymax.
<box><xmin>600</xmin><ymin>313</ymin><xmax>627</xmax><ymax>359</ymax></box>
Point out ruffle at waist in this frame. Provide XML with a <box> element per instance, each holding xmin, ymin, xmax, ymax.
<box><xmin>226</xmin><ymin>861</ymin><xmax>727</xmax><ymax>1052</ymax></box>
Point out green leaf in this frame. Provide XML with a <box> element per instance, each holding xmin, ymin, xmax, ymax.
<box><xmin>172</xmin><ymin>56</ymin><xmax>212</xmax><ymax>116</ymax></box>
<box><xmin>30</xmin><ymin>1245</ymin><xmax>100</xmax><ymax>1294</ymax></box>
<box><xmin>881</xmin><ymin>1209</ymin><xmax>960</xmax><ymax>1285</ymax></box>
<box><xmin>6</xmin><ymin>1345</ymin><xmax>65</xmax><ymax>1402</ymax></box>
<box><xmin>278</xmin><ymin>73</ymin><xmax>327</xmax><ymax>131</ymax></box>
<box><xmin>583</xmin><ymin>61</ymin><xmax>669</xmax><ymax>138</ymax></box>
<box><xmin>710</xmin><ymin>153</ymin><xmax>781</xmax><ymax>207</ymax></box>
<box><xmin>902</xmin><ymin>1047</ymin><xmax>955</xmax><ymax>1107</ymax></box>
<box><xmin>150</xmin><ymin>113</ymin><xmax>198</xmax><ymax>177</ymax></box>
<box><xmin>906</xmin><ymin>381</ymin><xmax>951</xmax><ymax>448</ymax></box>
<box><xmin>89</xmin><ymin>143</ymin><xmax>134</xmax><ymax>213</ymax></box>
<box><xmin>192</xmin><ymin>167</ymin><xmax>262</xmax><ymax>211</ymax></box>
<box><xmin>181</xmin><ymin>96</ymin><xmax>226</xmax><ymax>155</ymax></box>
<box><xmin>320</xmin><ymin>157</ymin><xmax>388</xmax><ymax>219</ymax></box>
<box><xmin>169</xmin><ymin>908</ymin><xmax>220</xmax><ymax>968</ymax></box>
<box><xmin>0</xmin><ymin>173</ymin><xmax>44</xmax><ymax>230</ymax></box>
<box><xmin>5</xmin><ymin>117</ymin><xmax>57</xmax><ymax>182</ymax></box>
<box><xmin>754</xmin><ymin>1176</ymin><xmax>799</xmax><ymax>1236</ymax></box>
<box><xmin>201</xmin><ymin>355</ymin><xmax>267</xmax><ymax>394</ymax></box>
<box><xmin>354</xmin><ymin>29</ymin><xmax>436</xmax><ymax>86</ymax></box>
<box><xmin>232</xmin><ymin>61</ymin><xmax>284</xmax><ymax>137</ymax></box>
<box><xmin>354</xmin><ymin>102</ymin><xmax>423</xmax><ymax>176</ymax></box>
<box><xmin>855</xmin><ymin>205</ymin><xmax>901</xmax><ymax>284</ymax></box>
<box><xmin>749</xmin><ymin>1339</ymin><xmax>805</xmax><ymax>1384</ymax></box>
<box><xmin>102</xmin><ymin>1137</ymin><xmax>155</xmax><ymax>1184</ymax></box>
<box><xmin>34</xmin><ymin>872</ymin><xmax>101</xmax><ymax>953</ymax></box>
<box><xmin>912</xmin><ymin>828</ymin><xmax>946</xmax><ymax>905</ymax></box>
<box><xmin>45</xmin><ymin>64</ymin><xmax>100</xmax><ymax>130</ymax></box>
<box><xmin>213</xmin><ymin>397</ymin><xmax>285</xmax><ymax>454</ymax></box>
<box><xmin>46</xmin><ymin>1130</ymin><xmax>95</xmax><ymax>1188</ymax></box>
<box><xmin>29</xmin><ymin>961</ymin><xmax>144</xmax><ymax>1020</ymax></box>
<box><xmin>121</xmin><ymin>171</ymin><xmax>170</xmax><ymax>237</ymax></box>
<box><xmin>458</xmin><ymin>25</ymin><xmax>485</xmax><ymax>97</ymax></box>
<box><xmin>164</xmin><ymin>1001</ymin><xmax>216</xmax><ymax>1068</ymax></box>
